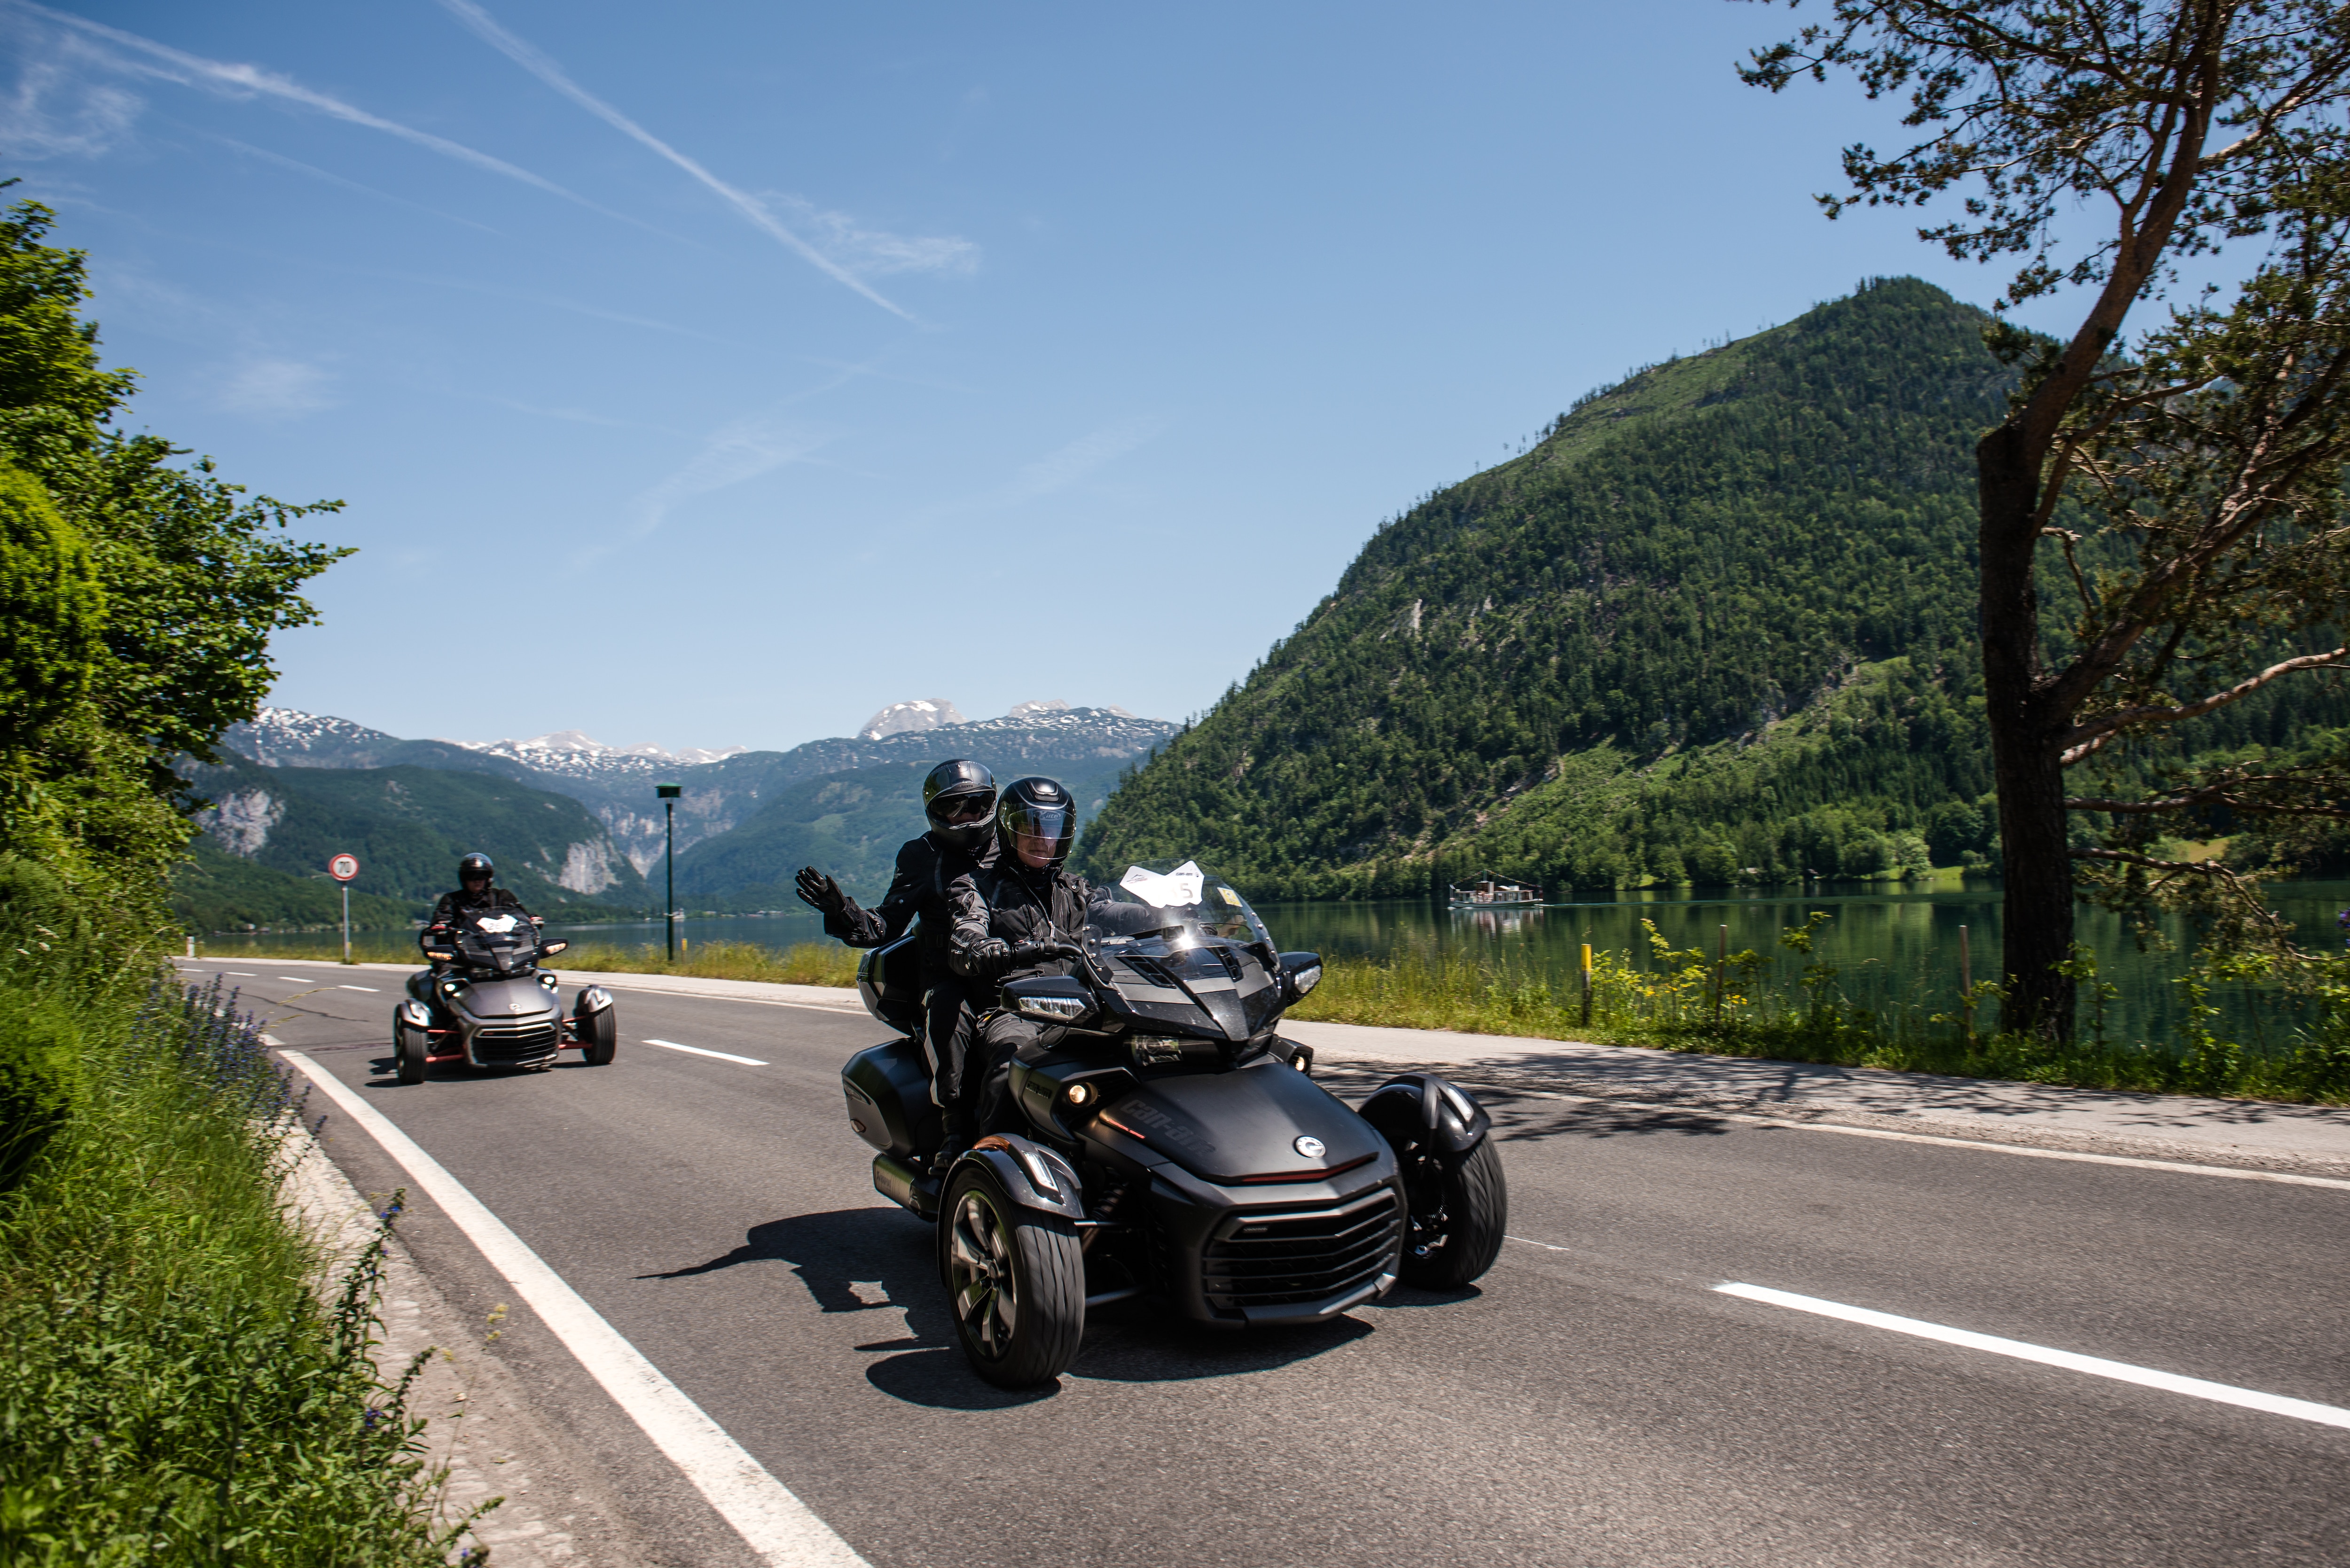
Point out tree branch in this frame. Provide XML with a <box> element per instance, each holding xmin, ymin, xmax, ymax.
<box><xmin>2060</xmin><ymin>646</ymin><xmax>2348</xmax><ymax>759</ymax></box>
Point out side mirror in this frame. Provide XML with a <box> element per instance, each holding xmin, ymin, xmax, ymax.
<box><xmin>539</xmin><ymin>939</ymin><xmax>570</xmax><ymax>957</ymax></box>
<box><xmin>1002</xmin><ymin>973</ymin><xmax>1094</xmax><ymax>1025</ymax></box>
<box><xmin>1279</xmin><ymin>952</ymin><xmax>1324</xmax><ymax>1003</ymax></box>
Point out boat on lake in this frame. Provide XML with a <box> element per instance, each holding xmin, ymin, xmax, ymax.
<box><xmin>1449</xmin><ymin>876</ymin><xmax>1542</xmax><ymax>908</ymax></box>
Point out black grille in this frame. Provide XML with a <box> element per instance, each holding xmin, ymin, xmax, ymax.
<box><xmin>471</xmin><ymin>1021</ymin><xmax>560</xmax><ymax>1063</ymax></box>
<box><xmin>1201</xmin><ymin>1188</ymin><xmax>1401</xmax><ymax>1311</ymax></box>
<box><xmin>1119</xmin><ymin>956</ymin><xmax>1179</xmax><ymax>989</ymax></box>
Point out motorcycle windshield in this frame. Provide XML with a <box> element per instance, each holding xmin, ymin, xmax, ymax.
<box><xmin>457</xmin><ymin>910</ymin><xmax>536</xmax><ymax>970</ymax></box>
<box><xmin>1089</xmin><ymin>860</ymin><xmax>1273</xmax><ymax>950</ymax></box>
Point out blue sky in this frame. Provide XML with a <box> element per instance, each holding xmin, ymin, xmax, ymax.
<box><xmin>2</xmin><ymin>0</ymin><xmax>2106</xmax><ymax>753</ymax></box>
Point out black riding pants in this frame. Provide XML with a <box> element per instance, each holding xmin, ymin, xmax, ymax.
<box><xmin>921</xmin><ymin>982</ymin><xmax>980</xmax><ymax>1115</ymax></box>
<box><xmin>970</xmin><ymin>1011</ymin><xmax>1069</xmax><ymax>1135</ymax></box>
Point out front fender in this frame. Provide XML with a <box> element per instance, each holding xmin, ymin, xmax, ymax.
<box><xmin>950</xmin><ymin>1135</ymin><xmax>1084</xmax><ymax>1221</ymax></box>
<box><xmin>1357</xmin><ymin>1072</ymin><xmax>1491</xmax><ymax>1158</ymax></box>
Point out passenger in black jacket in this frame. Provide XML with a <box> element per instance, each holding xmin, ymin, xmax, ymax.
<box><xmin>948</xmin><ymin>775</ymin><xmax>1095</xmax><ymax>1139</ymax></box>
<box><xmin>795</xmin><ymin>760</ymin><xmax>998</xmax><ymax>1152</ymax></box>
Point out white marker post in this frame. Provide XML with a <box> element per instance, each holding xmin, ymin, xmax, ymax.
<box><xmin>328</xmin><ymin>853</ymin><xmax>361</xmax><ymax>963</ymax></box>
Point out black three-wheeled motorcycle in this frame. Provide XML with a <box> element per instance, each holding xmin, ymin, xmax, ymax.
<box><xmin>392</xmin><ymin>911</ymin><xmax>617</xmax><ymax>1082</ymax></box>
<box><xmin>841</xmin><ymin>861</ymin><xmax>1506</xmax><ymax>1386</ymax></box>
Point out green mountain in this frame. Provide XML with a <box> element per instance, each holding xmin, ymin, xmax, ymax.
<box><xmin>673</xmin><ymin>753</ymin><xmax>1142</xmax><ymax>911</ymax></box>
<box><xmin>1079</xmin><ymin>278</ymin><xmax>2348</xmax><ymax>898</ymax></box>
<box><xmin>173</xmin><ymin>752</ymin><xmax>647</xmax><ymax>929</ymax></box>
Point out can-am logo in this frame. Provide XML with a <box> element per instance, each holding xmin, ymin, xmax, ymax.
<box><xmin>1293</xmin><ymin>1135</ymin><xmax>1325</xmax><ymax>1159</ymax></box>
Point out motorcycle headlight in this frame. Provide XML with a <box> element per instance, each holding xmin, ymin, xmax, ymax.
<box><xmin>1016</xmin><ymin>994</ymin><xmax>1089</xmax><ymax>1022</ymax></box>
<box><xmin>538</xmin><ymin>972</ymin><xmax>559</xmax><ymax>991</ymax></box>
<box><xmin>439</xmin><ymin>979</ymin><xmax>462</xmax><ymax>997</ymax></box>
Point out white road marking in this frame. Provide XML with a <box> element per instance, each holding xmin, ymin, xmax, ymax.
<box><xmin>340</xmin><ymin>984</ymin><xmax>380</xmax><ymax>992</ymax></box>
<box><xmin>1506</xmin><ymin>1234</ymin><xmax>1572</xmax><ymax>1252</ymax></box>
<box><xmin>1438</xmin><ymin>1080</ymin><xmax>2350</xmax><ymax>1192</ymax></box>
<box><xmin>227</xmin><ymin>971</ymin><xmax>256</xmax><ymax>977</ymax></box>
<box><xmin>280</xmin><ymin>976</ymin><xmax>313</xmax><ymax>983</ymax></box>
<box><xmin>279</xmin><ymin>1047</ymin><xmax>869</xmax><ymax>1567</ymax></box>
<box><xmin>643</xmin><ymin>1038</ymin><xmax>768</xmax><ymax>1067</ymax></box>
<box><xmin>1717</xmin><ymin>1282</ymin><xmax>2350</xmax><ymax>1431</ymax></box>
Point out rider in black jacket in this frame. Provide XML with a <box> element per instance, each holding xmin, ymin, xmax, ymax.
<box><xmin>795</xmin><ymin>760</ymin><xmax>998</xmax><ymax>1153</ymax></box>
<box><xmin>947</xmin><ymin>776</ymin><xmax>1095</xmax><ymax>1138</ymax></box>
<box><xmin>423</xmin><ymin>852</ymin><xmax>533</xmax><ymax>951</ymax></box>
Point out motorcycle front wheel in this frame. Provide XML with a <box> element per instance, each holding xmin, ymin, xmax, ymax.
<box><xmin>392</xmin><ymin>1019</ymin><xmax>426</xmax><ymax>1085</ymax></box>
<box><xmin>1399</xmin><ymin>1138</ymin><xmax>1508</xmax><ymax>1289</ymax></box>
<box><xmin>578</xmin><ymin>1004</ymin><xmax>617</xmax><ymax>1066</ymax></box>
<box><xmin>938</xmin><ymin>1164</ymin><xmax>1084</xmax><ymax>1388</ymax></box>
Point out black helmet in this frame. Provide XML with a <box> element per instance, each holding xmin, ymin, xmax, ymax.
<box><xmin>458</xmin><ymin>852</ymin><xmax>494</xmax><ymax>886</ymax></box>
<box><xmin>996</xmin><ymin>776</ymin><xmax>1075</xmax><ymax>872</ymax></box>
<box><xmin>923</xmin><ymin>758</ymin><xmax>997</xmax><ymax>853</ymax></box>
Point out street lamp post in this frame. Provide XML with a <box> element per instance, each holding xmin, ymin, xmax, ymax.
<box><xmin>656</xmin><ymin>783</ymin><xmax>682</xmax><ymax>961</ymax></box>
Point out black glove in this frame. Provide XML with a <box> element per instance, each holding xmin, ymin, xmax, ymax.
<box><xmin>794</xmin><ymin>866</ymin><xmax>847</xmax><ymax>916</ymax></box>
<box><xmin>1008</xmin><ymin>940</ymin><xmax>1081</xmax><ymax>965</ymax></box>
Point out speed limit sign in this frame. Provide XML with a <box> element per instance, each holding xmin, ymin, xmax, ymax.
<box><xmin>328</xmin><ymin>853</ymin><xmax>360</xmax><ymax>882</ymax></box>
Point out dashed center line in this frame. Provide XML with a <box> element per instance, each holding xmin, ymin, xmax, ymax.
<box><xmin>642</xmin><ymin>1038</ymin><xmax>768</xmax><ymax>1067</ymax></box>
<box><xmin>1716</xmin><ymin>1282</ymin><xmax>2350</xmax><ymax>1430</ymax></box>
<box><xmin>340</xmin><ymin>984</ymin><xmax>380</xmax><ymax>992</ymax></box>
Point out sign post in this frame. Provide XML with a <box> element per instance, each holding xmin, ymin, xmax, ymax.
<box><xmin>329</xmin><ymin>853</ymin><xmax>361</xmax><ymax>964</ymax></box>
<box><xmin>655</xmin><ymin>785</ymin><xmax>682</xmax><ymax>962</ymax></box>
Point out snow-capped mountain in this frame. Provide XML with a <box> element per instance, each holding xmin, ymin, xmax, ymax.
<box><xmin>858</xmin><ymin>698</ymin><xmax>967</xmax><ymax>740</ymax></box>
<box><xmin>444</xmin><ymin>730</ymin><xmax>750</xmax><ymax>780</ymax></box>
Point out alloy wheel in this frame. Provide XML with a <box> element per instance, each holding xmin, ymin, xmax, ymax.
<box><xmin>948</xmin><ymin>1190</ymin><xmax>1019</xmax><ymax>1357</ymax></box>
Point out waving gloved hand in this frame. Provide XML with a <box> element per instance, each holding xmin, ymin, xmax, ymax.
<box><xmin>793</xmin><ymin>866</ymin><xmax>848</xmax><ymax>916</ymax></box>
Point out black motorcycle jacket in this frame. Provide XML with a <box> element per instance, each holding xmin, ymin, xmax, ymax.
<box><xmin>948</xmin><ymin>860</ymin><xmax>1096</xmax><ymax>985</ymax></box>
<box><xmin>425</xmin><ymin>886</ymin><xmax>532</xmax><ymax>938</ymax></box>
<box><xmin>827</xmin><ymin>831</ymin><xmax>997</xmax><ymax>986</ymax></box>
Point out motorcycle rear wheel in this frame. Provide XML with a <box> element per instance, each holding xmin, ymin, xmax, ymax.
<box><xmin>938</xmin><ymin>1165</ymin><xmax>1084</xmax><ymax>1388</ymax></box>
<box><xmin>1399</xmin><ymin>1138</ymin><xmax>1508</xmax><ymax>1289</ymax></box>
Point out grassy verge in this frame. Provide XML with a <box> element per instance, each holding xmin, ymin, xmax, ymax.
<box><xmin>0</xmin><ymin>952</ymin><xmax>465</xmax><ymax>1563</ymax></box>
<box><xmin>1289</xmin><ymin>925</ymin><xmax>2350</xmax><ymax>1106</ymax></box>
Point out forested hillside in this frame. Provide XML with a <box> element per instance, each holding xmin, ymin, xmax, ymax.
<box><xmin>1078</xmin><ymin>278</ymin><xmax>2345</xmax><ymax>897</ymax></box>
<box><xmin>174</xmin><ymin>751</ymin><xmax>646</xmax><ymax>928</ymax></box>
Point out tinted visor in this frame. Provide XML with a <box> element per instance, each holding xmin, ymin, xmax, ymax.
<box><xmin>1006</xmin><ymin>802</ymin><xmax>1073</xmax><ymax>862</ymax></box>
<box><xmin>934</xmin><ymin>790</ymin><xmax>995</xmax><ymax>825</ymax></box>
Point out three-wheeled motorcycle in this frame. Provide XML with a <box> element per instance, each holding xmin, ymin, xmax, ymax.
<box><xmin>841</xmin><ymin>860</ymin><xmax>1506</xmax><ymax>1387</ymax></box>
<box><xmin>391</xmin><ymin>911</ymin><xmax>617</xmax><ymax>1082</ymax></box>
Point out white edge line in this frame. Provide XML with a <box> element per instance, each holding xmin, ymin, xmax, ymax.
<box><xmin>1716</xmin><ymin>1282</ymin><xmax>2350</xmax><ymax>1431</ymax></box>
<box><xmin>643</xmin><ymin>1038</ymin><xmax>769</xmax><ymax>1067</ymax></box>
<box><xmin>277</xmin><ymin>1045</ymin><xmax>868</xmax><ymax>1567</ymax></box>
<box><xmin>1432</xmin><ymin>1079</ymin><xmax>2350</xmax><ymax>1192</ymax></box>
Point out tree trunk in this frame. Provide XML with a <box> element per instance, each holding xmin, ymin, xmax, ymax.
<box><xmin>1977</xmin><ymin>423</ymin><xmax>2077</xmax><ymax>1038</ymax></box>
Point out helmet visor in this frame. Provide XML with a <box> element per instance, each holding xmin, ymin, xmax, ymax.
<box><xmin>934</xmin><ymin>790</ymin><xmax>995</xmax><ymax>825</ymax></box>
<box><xmin>1006</xmin><ymin>803</ymin><xmax>1073</xmax><ymax>866</ymax></box>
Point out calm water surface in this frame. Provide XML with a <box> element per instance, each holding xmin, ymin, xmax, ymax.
<box><xmin>207</xmin><ymin>877</ymin><xmax>2350</xmax><ymax>1050</ymax></box>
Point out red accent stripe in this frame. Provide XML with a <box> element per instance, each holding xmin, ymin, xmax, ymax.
<box><xmin>1228</xmin><ymin>1151</ymin><xmax>1378</xmax><ymax>1184</ymax></box>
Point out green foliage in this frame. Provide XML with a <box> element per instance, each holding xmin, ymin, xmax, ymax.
<box><xmin>0</xmin><ymin>872</ymin><xmax>457</xmax><ymax>1563</ymax></box>
<box><xmin>170</xmin><ymin>836</ymin><xmax>415</xmax><ymax>935</ymax></box>
<box><xmin>0</xmin><ymin>195</ymin><xmax>346</xmax><ymax>920</ymax></box>
<box><xmin>0</xmin><ymin>463</ymin><xmax>100</xmax><ymax>751</ymax></box>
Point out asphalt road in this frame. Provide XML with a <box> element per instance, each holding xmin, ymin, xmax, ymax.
<box><xmin>202</xmin><ymin>960</ymin><xmax>2350</xmax><ymax>1568</ymax></box>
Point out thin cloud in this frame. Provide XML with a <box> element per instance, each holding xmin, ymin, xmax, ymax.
<box><xmin>0</xmin><ymin>37</ymin><xmax>140</xmax><ymax>157</ymax></box>
<box><xmin>205</xmin><ymin>133</ymin><xmax>503</xmax><ymax>235</ymax></box>
<box><xmin>1004</xmin><ymin>418</ymin><xmax>1166</xmax><ymax>505</ymax></box>
<box><xmin>6</xmin><ymin>0</ymin><xmax>638</xmax><ymax>226</ymax></box>
<box><xmin>765</xmin><ymin>194</ymin><xmax>979</xmax><ymax>278</ymax></box>
<box><xmin>628</xmin><ymin>411</ymin><xmax>832</xmax><ymax>543</ymax></box>
<box><xmin>434</xmin><ymin>0</ymin><xmax>948</xmax><ymax>321</ymax></box>
<box><xmin>218</xmin><ymin>358</ymin><xmax>336</xmax><ymax>418</ymax></box>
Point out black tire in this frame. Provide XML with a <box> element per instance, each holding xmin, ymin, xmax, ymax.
<box><xmin>579</xmin><ymin>1004</ymin><xmax>617</xmax><ymax>1066</ymax></box>
<box><xmin>392</xmin><ymin>1019</ymin><xmax>426</xmax><ymax>1085</ymax></box>
<box><xmin>1397</xmin><ymin>1138</ymin><xmax>1508</xmax><ymax>1289</ymax></box>
<box><xmin>938</xmin><ymin>1164</ymin><xmax>1085</xmax><ymax>1388</ymax></box>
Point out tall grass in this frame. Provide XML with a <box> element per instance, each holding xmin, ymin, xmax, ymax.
<box><xmin>1289</xmin><ymin>916</ymin><xmax>2350</xmax><ymax>1106</ymax></box>
<box><xmin>537</xmin><ymin>939</ymin><xmax>862</xmax><ymax>987</ymax></box>
<box><xmin>0</xmin><ymin>969</ymin><xmax>465</xmax><ymax>1563</ymax></box>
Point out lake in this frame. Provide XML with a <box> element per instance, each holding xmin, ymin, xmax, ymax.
<box><xmin>204</xmin><ymin>875</ymin><xmax>2350</xmax><ymax>1051</ymax></box>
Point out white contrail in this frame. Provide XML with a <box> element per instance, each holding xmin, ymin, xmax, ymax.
<box><xmin>9</xmin><ymin>0</ymin><xmax>634</xmax><ymax>225</ymax></box>
<box><xmin>433</xmin><ymin>0</ymin><xmax>915</xmax><ymax>321</ymax></box>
